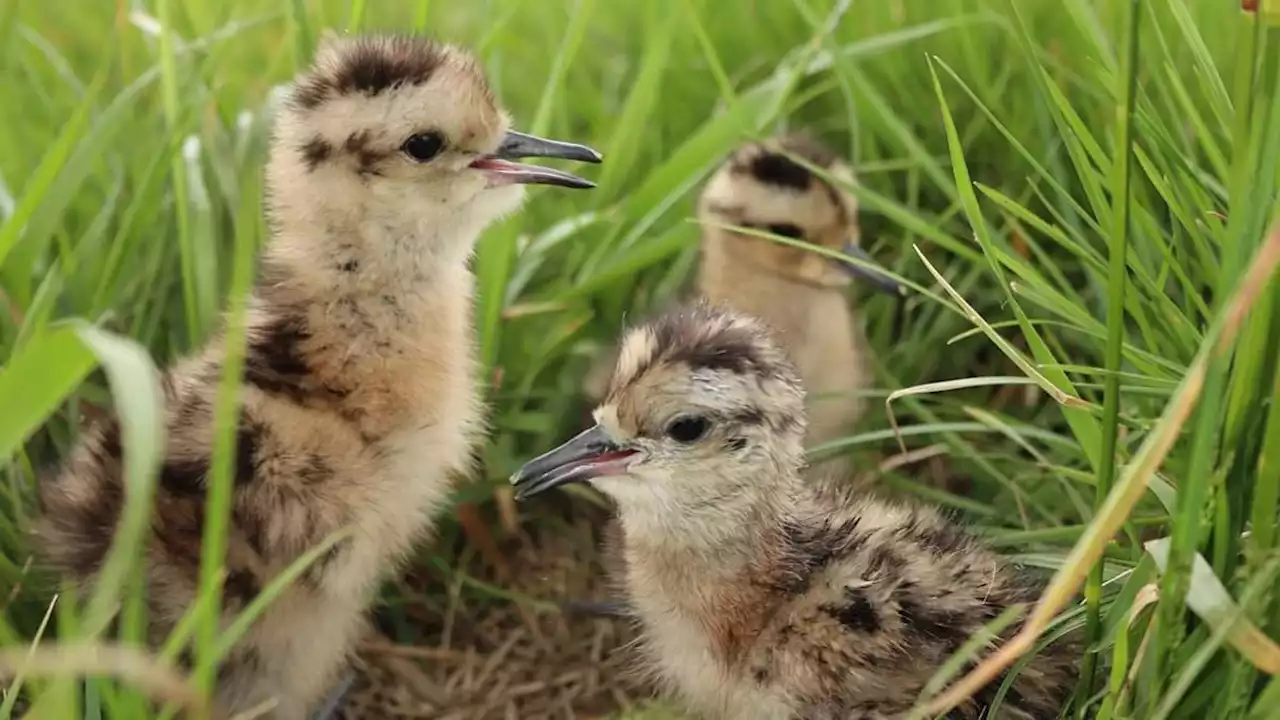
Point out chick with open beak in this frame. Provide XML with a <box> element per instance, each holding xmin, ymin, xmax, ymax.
<box><xmin>30</xmin><ymin>32</ymin><xmax>605</xmax><ymax>719</ymax></box>
<box><xmin>471</xmin><ymin>129</ymin><xmax>602</xmax><ymax>188</ymax></box>
<box><xmin>512</xmin><ymin>424</ymin><xmax>638</xmax><ymax>501</ymax></box>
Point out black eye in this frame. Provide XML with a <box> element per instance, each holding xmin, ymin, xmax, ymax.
<box><xmin>666</xmin><ymin>416</ymin><xmax>710</xmax><ymax>444</ymax></box>
<box><xmin>766</xmin><ymin>223</ymin><xmax>804</xmax><ymax>239</ymax></box>
<box><xmin>401</xmin><ymin>132</ymin><xmax>445</xmax><ymax>162</ymax></box>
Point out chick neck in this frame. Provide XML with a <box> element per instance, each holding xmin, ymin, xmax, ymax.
<box><xmin>249</xmin><ymin>160</ymin><xmax>519</xmax><ymax>437</ymax></box>
<box><xmin>700</xmin><ymin>226</ymin><xmax>852</xmax><ymax>294</ymax></box>
<box><xmin>616</xmin><ymin>458</ymin><xmax>823</xmax><ymax>670</ymax></box>
<box><xmin>265</xmin><ymin>170</ymin><xmax>512</xmax><ymax>290</ymax></box>
<box><xmin>259</xmin><ymin>202</ymin><xmax>475</xmax><ymax>359</ymax></box>
<box><xmin>618</xmin><ymin>458</ymin><xmax>813</xmax><ymax>585</ymax></box>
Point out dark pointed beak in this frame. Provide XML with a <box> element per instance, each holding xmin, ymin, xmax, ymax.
<box><xmin>471</xmin><ymin>130</ymin><xmax>603</xmax><ymax>189</ymax></box>
<box><xmin>840</xmin><ymin>242</ymin><xmax>905</xmax><ymax>296</ymax></box>
<box><xmin>497</xmin><ymin>130</ymin><xmax>602</xmax><ymax>163</ymax></box>
<box><xmin>510</xmin><ymin>425</ymin><xmax>637</xmax><ymax>501</ymax></box>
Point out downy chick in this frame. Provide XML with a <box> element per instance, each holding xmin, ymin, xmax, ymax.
<box><xmin>35</xmin><ymin>33</ymin><xmax>600</xmax><ymax>718</ymax></box>
<box><xmin>700</xmin><ymin>134</ymin><xmax>901</xmax><ymax>470</ymax></box>
<box><xmin>565</xmin><ymin>135</ymin><xmax>900</xmax><ymax>618</ymax></box>
<box><xmin>514</xmin><ymin>302</ymin><xmax>1076</xmax><ymax>720</ymax></box>
<box><xmin>585</xmin><ymin>133</ymin><xmax>901</xmax><ymax>478</ymax></box>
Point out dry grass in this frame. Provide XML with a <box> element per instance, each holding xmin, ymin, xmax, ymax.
<box><xmin>336</xmin><ymin>499</ymin><xmax>658</xmax><ymax>720</ymax></box>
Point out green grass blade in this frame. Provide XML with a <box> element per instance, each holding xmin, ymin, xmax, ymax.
<box><xmin>1080</xmin><ymin>0</ymin><xmax>1140</xmax><ymax>705</ymax></box>
<box><xmin>193</xmin><ymin>157</ymin><xmax>261</xmax><ymax>696</ymax></box>
<box><xmin>926</xmin><ymin>59</ymin><xmax>1103</xmax><ymax>470</ymax></box>
<box><xmin>0</xmin><ymin>326</ymin><xmax>96</xmax><ymax>459</ymax></box>
<box><xmin>71</xmin><ymin>325</ymin><xmax>165</xmax><ymax>637</ymax></box>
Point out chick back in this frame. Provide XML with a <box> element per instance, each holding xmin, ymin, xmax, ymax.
<box><xmin>39</xmin><ymin>355</ymin><xmax>355</xmax><ymax>599</ymax></box>
<box><xmin>752</xmin><ymin>494</ymin><xmax>1078</xmax><ymax>719</ymax></box>
<box><xmin>31</xmin><ymin>290</ymin><xmax>460</xmax><ymax>716</ymax></box>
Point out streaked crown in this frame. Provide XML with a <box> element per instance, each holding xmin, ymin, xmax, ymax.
<box><xmin>699</xmin><ymin>132</ymin><xmax>859</xmax><ymax>248</ymax></box>
<box><xmin>288</xmin><ymin>33</ymin><xmax>494</xmax><ymax>113</ymax></box>
<box><xmin>602</xmin><ymin>300</ymin><xmax>805</xmax><ymax>441</ymax></box>
<box><xmin>275</xmin><ymin>33</ymin><xmax>505</xmax><ymax>180</ymax></box>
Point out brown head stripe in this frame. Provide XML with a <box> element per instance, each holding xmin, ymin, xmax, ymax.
<box><xmin>774</xmin><ymin>132</ymin><xmax>838</xmax><ymax>167</ymax></box>
<box><xmin>649</xmin><ymin>303</ymin><xmax>775</xmax><ymax>377</ymax></box>
<box><xmin>745</xmin><ymin>132</ymin><xmax>843</xmax><ymax>192</ymax></box>
<box><xmin>290</xmin><ymin>34</ymin><xmax>451</xmax><ymax>110</ymax></box>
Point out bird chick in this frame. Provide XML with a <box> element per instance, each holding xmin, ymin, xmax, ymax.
<box><xmin>699</xmin><ymin>134</ymin><xmax>901</xmax><ymax>475</ymax></box>
<box><xmin>514</xmin><ymin>302</ymin><xmax>1076</xmax><ymax>720</ymax></box>
<box><xmin>585</xmin><ymin>133</ymin><xmax>900</xmax><ymax>478</ymax></box>
<box><xmin>569</xmin><ymin>136</ymin><xmax>904</xmax><ymax>620</ymax></box>
<box><xmin>36</xmin><ymin>33</ymin><xmax>599</xmax><ymax>718</ymax></box>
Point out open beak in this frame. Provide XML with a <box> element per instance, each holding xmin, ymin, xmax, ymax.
<box><xmin>840</xmin><ymin>242</ymin><xmax>905</xmax><ymax>296</ymax></box>
<box><xmin>471</xmin><ymin>130</ymin><xmax>603</xmax><ymax>189</ymax></box>
<box><xmin>510</xmin><ymin>425</ymin><xmax>637</xmax><ymax>501</ymax></box>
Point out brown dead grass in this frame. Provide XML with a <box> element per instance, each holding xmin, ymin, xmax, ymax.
<box><xmin>336</xmin><ymin>497</ymin><xmax>657</xmax><ymax>720</ymax></box>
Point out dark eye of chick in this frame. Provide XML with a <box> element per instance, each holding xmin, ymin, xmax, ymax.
<box><xmin>666</xmin><ymin>416</ymin><xmax>711</xmax><ymax>444</ymax></box>
<box><xmin>401</xmin><ymin>132</ymin><xmax>445</xmax><ymax>162</ymax></box>
<box><xmin>766</xmin><ymin>223</ymin><xmax>804</xmax><ymax>239</ymax></box>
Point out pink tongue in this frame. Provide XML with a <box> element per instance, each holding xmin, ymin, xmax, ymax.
<box><xmin>561</xmin><ymin>449</ymin><xmax>637</xmax><ymax>475</ymax></box>
<box><xmin>470</xmin><ymin>157</ymin><xmax>522</xmax><ymax>172</ymax></box>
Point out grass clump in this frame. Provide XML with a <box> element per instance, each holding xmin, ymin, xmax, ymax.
<box><xmin>2</xmin><ymin>0</ymin><xmax>1280</xmax><ymax>717</ymax></box>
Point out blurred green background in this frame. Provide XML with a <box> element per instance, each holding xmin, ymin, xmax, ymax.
<box><xmin>3</xmin><ymin>0</ymin><xmax>1280</xmax><ymax>718</ymax></box>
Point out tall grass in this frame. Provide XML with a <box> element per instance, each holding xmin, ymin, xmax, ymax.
<box><xmin>2</xmin><ymin>0</ymin><xmax>1280</xmax><ymax>717</ymax></box>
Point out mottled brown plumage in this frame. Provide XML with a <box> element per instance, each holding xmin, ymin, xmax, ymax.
<box><xmin>516</xmin><ymin>302</ymin><xmax>1077</xmax><ymax>720</ymax></box>
<box><xmin>35</xmin><ymin>32</ymin><xmax>598</xmax><ymax>718</ymax></box>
